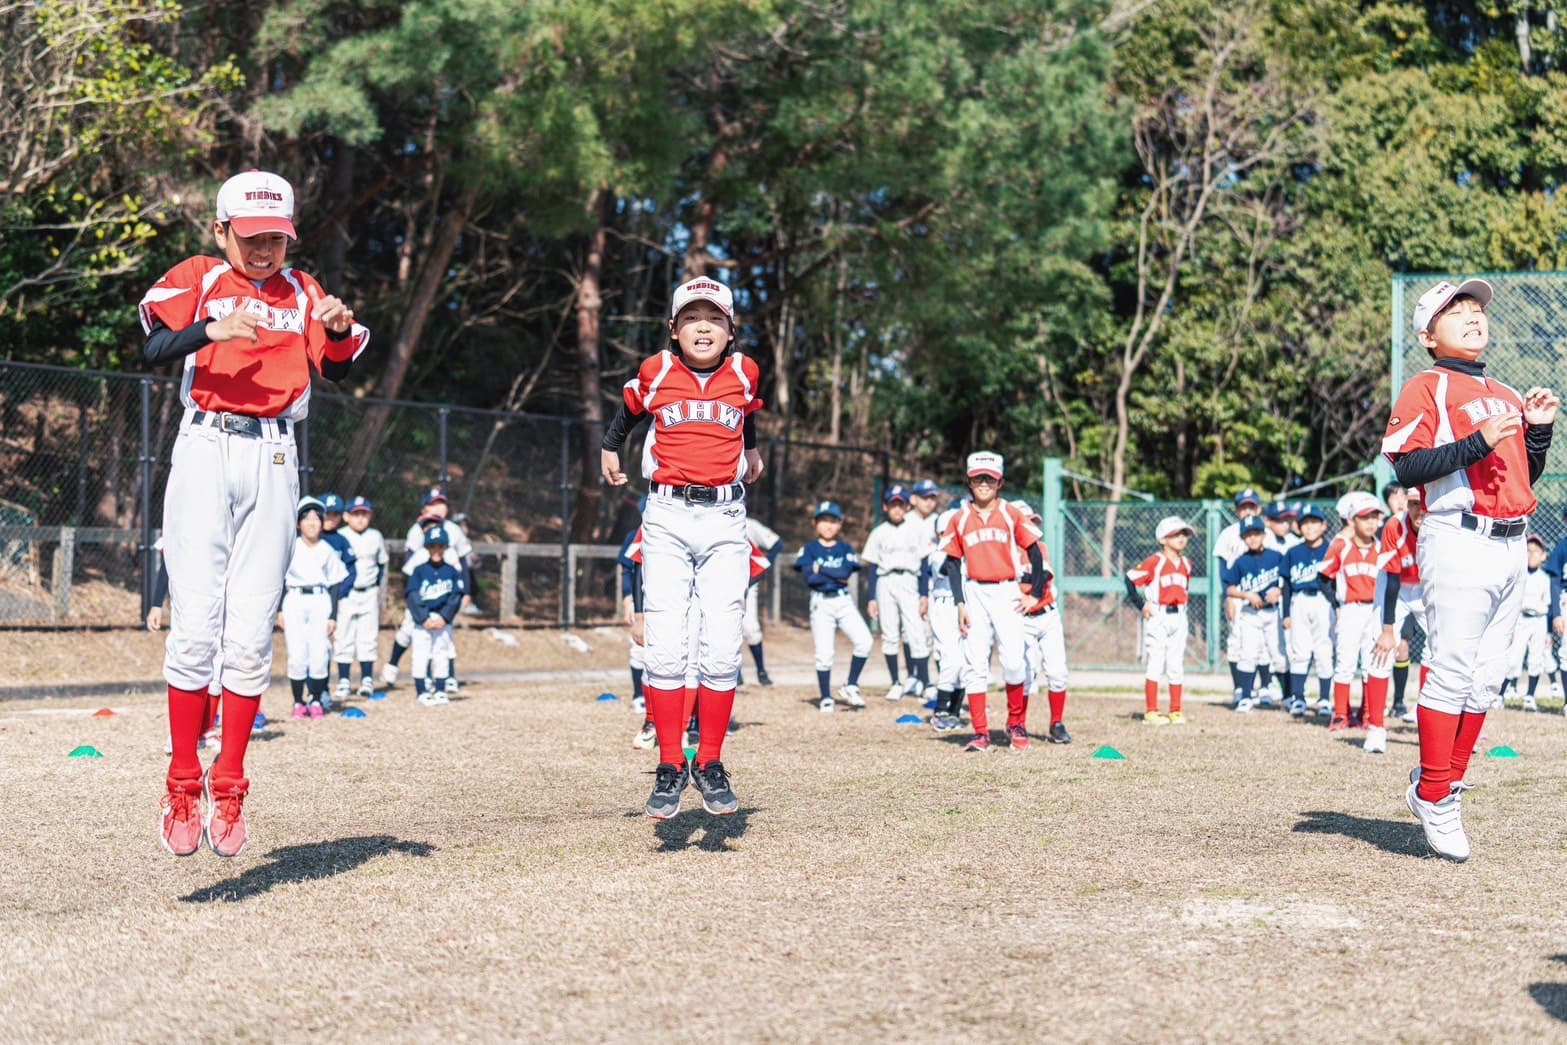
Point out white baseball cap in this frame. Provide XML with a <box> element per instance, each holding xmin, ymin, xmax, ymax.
<box><xmin>670</xmin><ymin>277</ymin><xmax>734</xmax><ymax>320</ymax></box>
<box><xmin>1155</xmin><ymin>516</ymin><xmax>1194</xmax><ymax>541</ymax></box>
<box><xmin>1338</xmin><ymin>491</ymin><xmax>1384</xmax><ymax>520</ymax></box>
<box><xmin>216</xmin><ymin>170</ymin><xmax>297</xmax><ymax>239</ymax></box>
<box><xmin>1412</xmin><ymin>278</ymin><xmax>1492</xmax><ymax>334</ymax></box>
<box><xmin>966</xmin><ymin>451</ymin><xmax>1004</xmax><ymax>479</ymax></box>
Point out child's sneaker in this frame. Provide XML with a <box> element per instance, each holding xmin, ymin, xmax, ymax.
<box><xmin>1008</xmin><ymin>725</ymin><xmax>1031</xmax><ymax>751</ymax></box>
<box><xmin>645</xmin><ymin>761</ymin><xmax>689</xmax><ymax>819</ymax></box>
<box><xmin>381</xmin><ymin>664</ymin><xmax>399</xmax><ymax>686</ymax></box>
<box><xmin>291</xmin><ymin>704</ymin><xmax>310</xmax><ymax>720</ymax></box>
<box><xmin>1316</xmin><ymin>701</ymin><xmax>1333</xmax><ymax>720</ymax></box>
<box><xmin>201</xmin><ymin>727</ymin><xmax>222</xmax><ymax>753</ymax></box>
<box><xmin>1167</xmin><ymin>710</ymin><xmax>1186</xmax><ymax>725</ymax></box>
<box><xmin>417</xmin><ymin>691</ymin><xmax>443</xmax><ymax>707</ymax></box>
<box><xmin>445</xmin><ymin>677</ymin><xmax>460</xmax><ymax>695</ymax></box>
<box><xmin>884</xmin><ymin>680</ymin><xmax>905</xmax><ymax>702</ymax></box>
<box><xmin>1523</xmin><ymin>694</ymin><xmax>1539</xmax><ymax>712</ymax></box>
<box><xmin>1328</xmin><ymin>715</ymin><xmax>1349</xmax><ymax>732</ymax></box>
<box><xmin>1234</xmin><ymin>697</ymin><xmax>1255</xmax><ymax>714</ymax></box>
<box><xmin>1143</xmin><ymin>711</ymin><xmax>1170</xmax><ymax>726</ymax></box>
<box><xmin>334</xmin><ymin>677</ymin><xmax>350</xmax><ymax>700</ymax></box>
<box><xmin>159</xmin><ymin>781</ymin><xmax>204</xmax><ymax>857</ymax></box>
<box><xmin>1363</xmin><ymin>726</ymin><xmax>1388</xmax><ymax>754</ymax></box>
<box><xmin>964</xmin><ymin>733</ymin><xmax>991</xmax><ymax>752</ymax></box>
<box><xmin>632</xmin><ymin>722</ymin><xmax>657</xmax><ymax>750</ymax></box>
<box><xmin>692</xmin><ymin>760</ymin><xmax>739</xmax><ymax>815</ymax></box>
<box><xmin>358</xmin><ymin>676</ymin><xmax>375</xmax><ymax>696</ymax></box>
<box><xmin>1289</xmin><ymin>698</ymin><xmax>1306</xmax><ymax>718</ymax></box>
<box><xmin>1401</xmin><ymin>703</ymin><xmax>1419</xmax><ymax>723</ymax></box>
<box><xmin>838</xmin><ymin>684</ymin><xmax>865</xmax><ymax>708</ymax></box>
<box><xmin>818</xmin><ymin>694</ymin><xmax>835</xmax><ymax>714</ymax></box>
<box><xmin>307</xmin><ymin>700</ymin><xmax>326</xmax><ymax>719</ymax></box>
<box><xmin>631</xmin><ymin>695</ymin><xmax>646</xmax><ymax>715</ymax></box>
<box><xmin>202</xmin><ymin>771</ymin><xmax>249</xmax><ymax>859</ymax></box>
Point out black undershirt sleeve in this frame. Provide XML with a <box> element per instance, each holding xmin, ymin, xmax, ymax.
<box><xmin>1391</xmin><ymin>432</ymin><xmax>1491</xmax><ymax>488</ymax></box>
<box><xmin>944</xmin><ymin>556</ymin><xmax>965</xmax><ymax>604</ymax></box>
<box><xmin>1382</xmin><ymin>573</ymin><xmax>1401</xmax><ymax>626</ymax></box>
<box><xmin>1281</xmin><ymin>576</ymin><xmax>1293</xmax><ymax>618</ymax></box>
<box><xmin>1124</xmin><ymin>575</ymin><xmax>1146</xmax><ymax>611</ymax></box>
<box><xmin>1527</xmin><ymin>422</ymin><xmax>1554</xmax><ymax>484</ymax></box>
<box><xmin>1026</xmin><ymin>543</ymin><xmax>1045</xmax><ymax>598</ymax></box>
<box><xmin>143</xmin><ymin>321</ymin><xmax>212</xmax><ymax>365</ymax></box>
<box><xmin>600</xmin><ymin>402</ymin><xmax>649</xmax><ymax>452</ymax></box>
<box><xmin>319</xmin><ymin>326</ymin><xmax>353</xmax><ymax>382</ymax></box>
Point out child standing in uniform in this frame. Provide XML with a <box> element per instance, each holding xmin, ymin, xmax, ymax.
<box><xmin>336</xmin><ymin>495</ymin><xmax>387</xmax><ymax>697</ymax></box>
<box><xmin>406</xmin><ymin>523</ymin><xmax>464</xmax><ymax>707</ymax></box>
<box><xmin>863</xmin><ymin>485</ymin><xmax>932</xmax><ymax>702</ymax></box>
<box><xmin>743</xmin><ymin>514</ymin><xmax>784</xmax><ymax>686</ymax></box>
<box><xmin>1318</xmin><ymin>492</ymin><xmax>1392</xmax><ymax>749</ymax></box>
<box><xmin>1281</xmin><ymin>505</ymin><xmax>1335</xmax><ymax>718</ymax></box>
<box><xmin>140</xmin><ymin>169</ymin><xmax>367</xmax><ymax>857</ymax></box>
<box><xmin>1013</xmin><ymin>500</ymin><xmax>1071</xmax><ymax>743</ymax></box>
<box><xmin>795</xmin><ymin>502</ymin><xmax>873</xmax><ymax>713</ymax></box>
<box><xmin>1383</xmin><ymin>277</ymin><xmax>1557</xmax><ymax>860</ymax></box>
<box><xmin>600</xmin><ymin>276</ymin><xmax>763</xmax><ymax>820</ymax></box>
<box><xmin>1377</xmin><ymin>489</ymin><xmax>1428</xmax><ymax>723</ymax></box>
<box><xmin>280</xmin><ymin>497</ymin><xmax>348</xmax><ymax>719</ymax></box>
<box><xmin>1125</xmin><ymin>516</ymin><xmax>1195</xmax><ymax>725</ymax></box>
<box><xmin>927</xmin><ymin>502</ymin><xmax>968</xmax><ymax>733</ymax></box>
<box><xmin>941</xmin><ymin>452</ymin><xmax>1045</xmax><ymax>752</ymax></box>
<box><xmin>1221</xmin><ymin>517</ymin><xmax>1287</xmax><ymax>713</ymax></box>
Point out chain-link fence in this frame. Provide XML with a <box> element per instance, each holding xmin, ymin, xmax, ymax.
<box><xmin>0</xmin><ymin>360</ymin><xmax>890</xmax><ymax>629</ymax></box>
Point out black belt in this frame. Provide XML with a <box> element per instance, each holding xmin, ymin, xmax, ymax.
<box><xmin>1026</xmin><ymin>604</ymin><xmax>1057</xmax><ymax>617</ymax></box>
<box><xmin>191</xmin><ymin>410</ymin><xmax>289</xmax><ymax>438</ymax></box>
<box><xmin>652</xmin><ymin>481</ymin><xmax>744</xmax><ymax>504</ymax></box>
<box><xmin>1461</xmin><ymin>512</ymin><xmax>1526</xmax><ymax>540</ymax></box>
<box><xmin>1346</xmin><ymin>600</ymin><xmax>1373</xmax><ymax>605</ymax></box>
<box><xmin>289</xmin><ymin>585</ymin><xmax>325</xmax><ymax>594</ymax></box>
<box><xmin>813</xmin><ymin>589</ymin><xmax>849</xmax><ymax>598</ymax></box>
<box><xmin>1163</xmin><ymin>604</ymin><xmax>1184</xmax><ymax>614</ymax></box>
<box><xmin>1295</xmin><ymin>590</ymin><xmax>1324</xmax><ymax>598</ymax></box>
<box><xmin>881</xmin><ymin>569</ymin><xmax>916</xmax><ymax>576</ymax></box>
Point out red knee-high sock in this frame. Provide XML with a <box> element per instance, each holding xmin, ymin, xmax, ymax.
<box><xmin>646</xmin><ymin>685</ymin><xmax>687</xmax><ymax>766</ymax></box>
<box><xmin>1170</xmin><ymin>683</ymin><xmax>1183</xmax><ymax>712</ymax></box>
<box><xmin>1364</xmin><ymin>676</ymin><xmax>1388</xmax><ymax>728</ymax></box>
<box><xmin>1416</xmin><ymin>704</ymin><xmax>1461</xmax><ymax>803</ymax></box>
<box><xmin>1145</xmin><ymin>679</ymin><xmax>1159</xmax><ymax>712</ymax></box>
<box><xmin>1005</xmin><ymin>682</ymin><xmax>1027</xmax><ymax>729</ymax></box>
<box><xmin>1333</xmin><ymin>681</ymin><xmax>1351</xmax><ymax>718</ymax></box>
<box><xmin>695</xmin><ymin>685</ymin><xmax>735</xmax><ymax>769</ymax></box>
<box><xmin>967</xmin><ymin>691</ymin><xmax>989</xmax><ymax>734</ymax></box>
<box><xmin>209</xmin><ymin>688</ymin><xmax>260</xmax><ymax>788</ymax></box>
<box><xmin>1048</xmin><ymin>689</ymin><xmax>1066</xmax><ymax>725</ymax></box>
<box><xmin>167</xmin><ymin>685</ymin><xmax>208</xmax><ymax>786</ymax></box>
<box><xmin>1449</xmin><ymin>710</ymin><xmax>1488</xmax><ymax>786</ymax></box>
<box><xmin>1419</xmin><ymin>664</ymin><xmax>1429</xmax><ymax>692</ymax></box>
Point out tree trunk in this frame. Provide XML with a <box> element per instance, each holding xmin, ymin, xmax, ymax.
<box><xmin>569</xmin><ymin>189</ymin><xmax>612</xmax><ymax>543</ymax></box>
<box><xmin>341</xmin><ymin>182</ymin><xmax>480</xmax><ymax>491</ymax></box>
<box><xmin>321</xmin><ymin>140</ymin><xmax>356</xmax><ymax>290</ymax></box>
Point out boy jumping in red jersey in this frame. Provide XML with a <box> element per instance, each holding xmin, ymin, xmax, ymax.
<box><xmin>601</xmin><ymin>277</ymin><xmax>763</xmax><ymax>818</ymax></box>
<box><xmin>140</xmin><ymin>170</ymin><xmax>368</xmax><ymax>857</ymax></box>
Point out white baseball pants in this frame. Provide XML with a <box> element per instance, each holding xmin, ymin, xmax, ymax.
<box><xmin>1418</xmin><ymin>512</ymin><xmax>1527</xmax><ymax>715</ymax></box>
<box><xmin>742</xmin><ymin>584</ymin><xmax>763</xmax><ymax>647</ymax></box>
<box><xmin>335</xmin><ymin>587</ymin><xmax>380</xmax><ymax>664</ymax></box>
<box><xmin>1022</xmin><ymin>607</ymin><xmax>1069</xmax><ymax>694</ymax></box>
<box><xmin>962</xmin><ymin>581</ymin><xmax>1027</xmax><ymax>693</ymax></box>
<box><xmin>1506</xmin><ymin>614</ymin><xmax>1556</xmax><ymax>679</ymax></box>
<box><xmin>639</xmin><ymin>495</ymin><xmax>748</xmax><ymax>689</ymax></box>
<box><xmin>809</xmin><ymin>590</ymin><xmax>873</xmax><ymax>671</ymax></box>
<box><xmin>411</xmin><ymin>623</ymin><xmax>455</xmax><ymax>681</ymax></box>
<box><xmin>1235</xmin><ymin>605</ymin><xmax>1282</xmax><ymax>673</ymax></box>
<box><xmin>1141</xmin><ymin>605</ymin><xmax>1188</xmax><ymax>685</ymax></box>
<box><xmin>282</xmin><ymin>589</ymin><xmax>334</xmax><ymax>679</ymax></box>
<box><xmin>875</xmin><ymin>572</ymin><xmax>929</xmax><ymax>657</ymax></box>
<box><xmin>161</xmin><ymin>415</ymin><xmax>296</xmax><ymax>697</ymax></box>
<box><xmin>1285</xmin><ymin>594</ymin><xmax>1334</xmax><ymax>680</ymax></box>
<box><xmin>928</xmin><ymin>592</ymin><xmax>964</xmax><ymax>690</ymax></box>
<box><xmin>1333</xmin><ymin>601</ymin><xmax>1389</xmax><ymax>683</ymax></box>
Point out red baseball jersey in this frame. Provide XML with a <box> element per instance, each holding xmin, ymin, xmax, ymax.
<box><xmin>1318</xmin><ymin>535</ymin><xmax>1388</xmax><ymax>604</ymax></box>
<box><xmin>1126</xmin><ymin>552</ymin><xmax>1192</xmax><ymax>607</ymax></box>
<box><xmin>941</xmin><ymin>501</ymin><xmax>1039</xmax><ymax>583</ymax></box>
<box><xmin>1380</xmin><ymin>513</ymin><xmax>1420</xmax><ymax>585</ymax></box>
<box><xmin>138</xmin><ymin>256</ymin><xmax>368</xmax><ymax>419</ymax></box>
<box><xmin>1381</xmin><ymin>367</ymin><xmax>1536</xmax><ymax>518</ymax></box>
<box><xmin>623</xmin><ymin>350</ymin><xmax>761</xmax><ymax>487</ymax></box>
<box><xmin>630</xmin><ymin>527</ymin><xmax>767</xmax><ymax>580</ymax></box>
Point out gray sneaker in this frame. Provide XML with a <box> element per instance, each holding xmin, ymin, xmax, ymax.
<box><xmin>692</xmin><ymin>760</ymin><xmax>739</xmax><ymax>816</ymax></box>
<box><xmin>645</xmin><ymin>762</ymin><xmax>689</xmax><ymax>819</ymax></box>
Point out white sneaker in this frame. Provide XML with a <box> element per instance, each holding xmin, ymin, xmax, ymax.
<box><xmin>1405</xmin><ymin>783</ymin><xmax>1470</xmax><ymax>862</ymax></box>
<box><xmin>334</xmin><ymin>678</ymin><xmax>350</xmax><ymax>699</ymax></box>
<box><xmin>838</xmin><ymin>684</ymin><xmax>865</xmax><ymax>708</ymax></box>
<box><xmin>1234</xmin><ymin>696</ymin><xmax>1255</xmax><ymax>714</ymax></box>
<box><xmin>1288</xmin><ymin>698</ymin><xmax>1306</xmax><ymax>718</ymax></box>
<box><xmin>632</xmin><ymin>722</ymin><xmax>657</xmax><ymax>750</ymax></box>
<box><xmin>1523</xmin><ymin>694</ymin><xmax>1539</xmax><ymax>712</ymax></box>
<box><xmin>358</xmin><ymin>676</ymin><xmax>375</xmax><ymax>696</ymax></box>
<box><xmin>1233</xmin><ymin>687</ymin><xmax>1243</xmax><ymax>704</ymax></box>
<box><xmin>381</xmin><ymin>664</ymin><xmax>399</xmax><ymax>686</ymax></box>
<box><xmin>1316</xmin><ymin>701</ymin><xmax>1333</xmax><ymax>719</ymax></box>
<box><xmin>905</xmin><ymin>679</ymin><xmax>925</xmax><ymax>700</ymax></box>
<box><xmin>819</xmin><ymin>695</ymin><xmax>835</xmax><ymax>714</ymax></box>
<box><xmin>1363</xmin><ymin>726</ymin><xmax>1388</xmax><ymax>754</ymax></box>
<box><xmin>416</xmin><ymin>691</ymin><xmax>443</xmax><ymax>707</ymax></box>
<box><xmin>445</xmin><ymin>677</ymin><xmax>460</xmax><ymax>695</ymax></box>
<box><xmin>1553</xmin><ymin>680</ymin><xmax>1563</xmax><ymax>701</ymax></box>
<box><xmin>1400</xmin><ymin>703</ymin><xmax>1418</xmax><ymax>723</ymax></box>
<box><xmin>884</xmin><ymin>681</ymin><xmax>905</xmax><ymax>702</ymax></box>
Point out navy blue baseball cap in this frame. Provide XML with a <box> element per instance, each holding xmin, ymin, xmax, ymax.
<box><xmin>1297</xmin><ymin>504</ymin><xmax>1326</xmax><ymax>523</ymax></box>
<box><xmin>320</xmin><ymin>493</ymin><xmax>344</xmax><ymax>513</ymax></box>
<box><xmin>423</xmin><ymin>522</ymin><xmax>450</xmax><ymax>546</ymax></box>
<box><xmin>421</xmin><ymin>487</ymin><xmax>448</xmax><ymax>508</ymax></box>
<box><xmin>813</xmin><ymin>500</ymin><xmax>844</xmax><ymax>520</ymax></box>
<box><xmin>1264</xmin><ymin>501</ymin><xmax>1296</xmax><ymax>521</ymax></box>
<box><xmin>884</xmin><ymin>484</ymin><xmax>911</xmax><ymax>505</ymax></box>
<box><xmin>1233</xmin><ymin>488</ymin><xmax>1262</xmax><ymax>508</ymax></box>
<box><xmin>1240</xmin><ymin>516</ymin><xmax>1266</xmax><ymax>535</ymax></box>
<box><xmin>346</xmin><ymin>495</ymin><xmax>373</xmax><ymax>513</ymax></box>
<box><xmin>912</xmin><ymin>479</ymin><xmax>941</xmax><ymax>497</ymax></box>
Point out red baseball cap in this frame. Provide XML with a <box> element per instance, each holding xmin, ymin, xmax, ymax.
<box><xmin>216</xmin><ymin>170</ymin><xmax>297</xmax><ymax>240</ymax></box>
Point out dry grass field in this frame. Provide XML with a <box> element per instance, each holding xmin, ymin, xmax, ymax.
<box><xmin>5</xmin><ymin>627</ymin><xmax>1567</xmax><ymax>1041</ymax></box>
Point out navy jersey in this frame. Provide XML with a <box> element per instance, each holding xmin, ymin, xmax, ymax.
<box><xmin>322</xmin><ymin>528</ymin><xmax>358</xmax><ymax>598</ymax></box>
<box><xmin>406</xmin><ymin>560</ymin><xmax>465</xmax><ymax>625</ymax></box>
<box><xmin>794</xmin><ymin>539</ymin><xmax>861</xmax><ymax>594</ymax></box>
<box><xmin>1223</xmin><ymin>547</ymin><xmax>1286</xmax><ymax>598</ymax></box>
<box><xmin>617</xmin><ymin>529</ymin><xmax>641</xmax><ymax>598</ymax></box>
<box><xmin>1283</xmin><ymin>540</ymin><xmax>1330</xmax><ymax>595</ymax></box>
<box><xmin>1545</xmin><ymin>537</ymin><xmax>1567</xmax><ymax>623</ymax></box>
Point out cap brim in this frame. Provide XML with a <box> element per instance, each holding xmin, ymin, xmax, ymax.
<box><xmin>968</xmin><ymin>469</ymin><xmax>1003</xmax><ymax>480</ymax></box>
<box><xmin>226</xmin><ymin>215</ymin><xmax>297</xmax><ymax>239</ymax></box>
<box><xmin>671</xmin><ymin>295</ymin><xmax>734</xmax><ymax>319</ymax></box>
<box><xmin>1353</xmin><ymin>508</ymin><xmax>1384</xmax><ymax>518</ymax></box>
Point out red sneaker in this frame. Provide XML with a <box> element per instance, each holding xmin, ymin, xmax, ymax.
<box><xmin>160</xmin><ymin>781</ymin><xmax>203</xmax><ymax>857</ymax></box>
<box><xmin>1328</xmin><ymin>716</ymin><xmax>1349</xmax><ymax>732</ymax></box>
<box><xmin>203</xmin><ymin>772</ymin><xmax>250</xmax><ymax>858</ymax></box>
<box><xmin>964</xmin><ymin>733</ymin><xmax>991</xmax><ymax>752</ymax></box>
<box><xmin>1008</xmin><ymin>725</ymin><xmax>1031</xmax><ymax>751</ymax></box>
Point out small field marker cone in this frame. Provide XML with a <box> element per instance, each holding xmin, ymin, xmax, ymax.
<box><xmin>683</xmin><ymin>746</ymin><xmax>697</xmax><ymax>763</ymax></box>
<box><xmin>1090</xmin><ymin>745</ymin><xmax>1125</xmax><ymax>761</ymax></box>
<box><xmin>895</xmin><ymin>713</ymin><xmax>924</xmax><ymax>725</ymax></box>
<box><xmin>596</xmin><ymin>692</ymin><xmax>619</xmax><ymax>703</ymax></box>
<box><xmin>1487</xmin><ymin>745</ymin><xmax>1520</xmax><ymax>759</ymax></box>
<box><xmin>253</xmin><ymin>713</ymin><xmax>267</xmax><ymax>730</ymax></box>
<box><xmin>68</xmin><ymin>745</ymin><xmax>103</xmax><ymax>758</ymax></box>
<box><xmin>342</xmin><ymin>707</ymin><xmax>367</xmax><ymax>719</ymax></box>
<box><xmin>368</xmin><ymin>691</ymin><xmax>387</xmax><ymax>701</ymax></box>
<box><xmin>92</xmin><ymin>708</ymin><xmax>115</xmax><ymax>719</ymax></box>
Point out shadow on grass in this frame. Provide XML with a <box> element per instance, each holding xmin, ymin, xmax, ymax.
<box><xmin>1292</xmin><ymin>810</ymin><xmax>1425</xmax><ymax>856</ymax></box>
<box><xmin>180</xmin><ymin>835</ymin><xmax>436</xmax><ymax>904</ymax></box>
<box><xmin>653</xmin><ymin>807</ymin><xmax>758</xmax><ymax>853</ymax></box>
<box><xmin>1530</xmin><ymin>955</ymin><xmax>1567</xmax><ymax>1023</ymax></box>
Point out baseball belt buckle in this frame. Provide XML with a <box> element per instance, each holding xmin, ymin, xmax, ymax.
<box><xmin>683</xmin><ymin>484</ymin><xmax>717</xmax><ymax>505</ymax></box>
<box><xmin>218</xmin><ymin>412</ymin><xmax>261</xmax><ymax>437</ymax></box>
